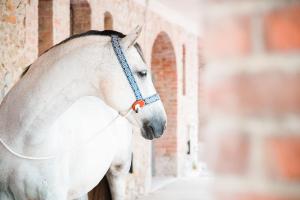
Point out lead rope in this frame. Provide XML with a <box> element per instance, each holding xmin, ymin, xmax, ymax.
<box><xmin>0</xmin><ymin>109</ymin><xmax>133</xmax><ymax>160</ymax></box>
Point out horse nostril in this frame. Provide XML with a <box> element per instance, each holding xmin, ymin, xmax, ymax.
<box><xmin>152</xmin><ymin>122</ymin><xmax>165</xmax><ymax>138</ymax></box>
<box><xmin>143</xmin><ymin>121</ymin><xmax>155</xmax><ymax>138</ymax></box>
<box><xmin>149</xmin><ymin>125</ymin><xmax>155</xmax><ymax>136</ymax></box>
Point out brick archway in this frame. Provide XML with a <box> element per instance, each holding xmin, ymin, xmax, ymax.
<box><xmin>38</xmin><ymin>0</ymin><xmax>53</xmax><ymax>55</ymax></box>
<box><xmin>151</xmin><ymin>32</ymin><xmax>178</xmax><ymax>177</ymax></box>
<box><xmin>70</xmin><ymin>0</ymin><xmax>91</xmax><ymax>35</ymax></box>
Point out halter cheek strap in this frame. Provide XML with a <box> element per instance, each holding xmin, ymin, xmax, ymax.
<box><xmin>111</xmin><ymin>35</ymin><xmax>160</xmax><ymax>113</ymax></box>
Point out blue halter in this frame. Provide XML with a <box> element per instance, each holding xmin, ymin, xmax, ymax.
<box><xmin>111</xmin><ymin>35</ymin><xmax>160</xmax><ymax>112</ymax></box>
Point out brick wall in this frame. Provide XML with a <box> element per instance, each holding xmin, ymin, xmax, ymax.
<box><xmin>0</xmin><ymin>0</ymin><xmax>38</xmax><ymax>101</ymax></box>
<box><xmin>53</xmin><ymin>0</ymin><xmax>70</xmax><ymax>44</ymax></box>
<box><xmin>202</xmin><ymin>1</ymin><xmax>300</xmax><ymax>199</ymax></box>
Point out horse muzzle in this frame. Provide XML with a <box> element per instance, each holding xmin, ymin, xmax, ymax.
<box><xmin>142</xmin><ymin>117</ymin><xmax>166</xmax><ymax>140</ymax></box>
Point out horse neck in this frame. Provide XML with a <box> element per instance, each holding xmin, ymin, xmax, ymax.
<box><xmin>0</xmin><ymin>37</ymin><xmax>110</xmax><ymax>144</ymax></box>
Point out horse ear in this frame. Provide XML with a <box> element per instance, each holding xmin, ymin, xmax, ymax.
<box><xmin>121</xmin><ymin>26</ymin><xmax>142</xmax><ymax>50</ymax></box>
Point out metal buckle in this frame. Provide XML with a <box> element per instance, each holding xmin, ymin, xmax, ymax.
<box><xmin>132</xmin><ymin>100</ymin><xmax>145</xmax><ymax>113</ymax></box>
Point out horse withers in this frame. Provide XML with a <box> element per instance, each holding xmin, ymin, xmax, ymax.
<box><xmin>0</xmin><ymin>26</ymin><xmax>166</xmax><ymax>200</ymax></box>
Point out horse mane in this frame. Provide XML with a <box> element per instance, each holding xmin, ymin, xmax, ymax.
<box><xmin>21</xmin><ymin>30</ymin><xmax>145</xmax><ymax>78</ymax></box>
<box><xmin>47</xmin><ymin>30</ymin><xmax>126</xmax><ymax>54</ymax></box>
<box><xmin>58</xmin><ymin>30</ymin><xmax>126</xmax><ymax>46</ymax></box>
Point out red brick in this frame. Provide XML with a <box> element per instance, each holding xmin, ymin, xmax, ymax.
<box><xmin>265</xmin><ymin>136</ymin><xmax>300</xmax><ymax>181</ymax></box>
<box><xmin>265</xmin><ymin>4</ymin><xmax>300</xmax><ymax>52</ymax></box>
<box><xmin>205</xmin><ymin>72</ymin><xmax>300</xmax><ymax>115</ymax></box>
<box><xmin>204</xmin><ymin>16</ymin><xmax>251</xmax><ymax>58</ymax></box>
<box><xmin>3</xmin><ymin>15</ymin><xmax>16</xmax><ymax>24</ymax></box>
<box><xmin>6</xmin><ymin>0</ymin><xmax>15</xmax><ymax>12</ymax></box>
<box><xmin>206</xmin><ymin>133</ymin><xmax>249</xmax><ymax>175</ymax></box>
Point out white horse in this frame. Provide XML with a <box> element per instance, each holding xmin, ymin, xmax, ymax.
<box><xmin>0</xmin><ymin>26</ymin><xmax>167</xmax><ymax>200</ymax></box>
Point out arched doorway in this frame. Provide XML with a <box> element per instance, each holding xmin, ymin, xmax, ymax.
<box><xmin>151</xmin><ymin>32</ymin><xmax>178</xmax><ymax>177</ymax></box>
<box><xmin>104</xmin><ymin>11</ymin><xmax>113</xmax><ymax>30</ymax></box>
<box><xmin>38</xmin><ymin>0</ymin><xmax>53</xmax><ymax>55</ymax></box>
<box><xmin>70</xmin><ymin>0</ymin><xmax>91</xmax><ymax>35</ymax></box>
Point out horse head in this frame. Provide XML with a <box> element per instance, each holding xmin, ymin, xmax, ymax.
<box><xmin>99</xmin><ymin>26</ymin><xmax>167</xmax><ymax>140</ymax></box>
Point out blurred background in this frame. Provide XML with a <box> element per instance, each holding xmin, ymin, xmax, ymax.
<box><xmin>1</xmin><ymin>0</ymin><xmax>300</xmax><ymax>199</ymax></box>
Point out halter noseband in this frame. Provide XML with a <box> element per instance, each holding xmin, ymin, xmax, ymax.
<box><xmin>111</xmin><ymin>35</ymin><xmax>160</xmax><ymax>113</ymax></box>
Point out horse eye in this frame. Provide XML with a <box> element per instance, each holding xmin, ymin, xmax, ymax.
<box><xmin>137</xmin><ymin>70</ymin><xmax>147</xmax><ymax>78</ymax></box>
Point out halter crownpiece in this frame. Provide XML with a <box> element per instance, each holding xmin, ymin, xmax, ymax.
<box><xmin>111</xmin><ymin>35</ymin><xmax>160</xmax><ymax>113</ymax></box>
